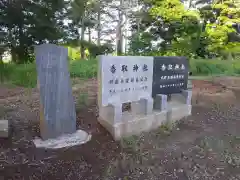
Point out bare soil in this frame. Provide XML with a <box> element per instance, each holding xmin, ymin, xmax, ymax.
<box><xmin>0</xmin><ymin>77</ymin><xmax>240</xmax><ymax>180</ymax></box>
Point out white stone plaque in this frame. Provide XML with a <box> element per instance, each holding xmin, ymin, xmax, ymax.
<box><xmin>98</xmin><ymin>56</ymin><xmax>153</xmax><ymax>107</ymax></box>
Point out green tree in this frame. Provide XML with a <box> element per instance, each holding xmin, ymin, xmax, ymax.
<box><xmin>197</xmin><ymin>0</ymin><xmax>240</xmax><ymax>58</ymax></box>
<box><xmin>69</xmin><ymin>0</ymin><xmax>100</xmax><ymax>59</ymax></box>
<box><xmin>150</xmin><ymin>0</ymin><xmax>201</xmax><ymax>56</ymax></box>
<box><xmin>0</xmin><ymin>0</ymin><xmax>66</xmax><ymax>63</ymax></box>
<box><xmin>129</xmin><ymin>0</ymin><xmax>201</xmax><ymax>57</ymax></box>
<box><xmin>129</xmin><ymin>0</ymin><xmax>240</xmax><ymax>59</ymax></box>
<box><xmin>129</xmin><ymin>32</ymin><xmax>154</xmax><ymax>55</ymax></box>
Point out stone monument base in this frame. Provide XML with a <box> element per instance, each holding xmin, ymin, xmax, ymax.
<box><xmin>98</xmin><ymin>104</ymin><xmax>192</xmax><ymax>141</ymax></box>
<box><xmin>33</xmin><ymin>130</ymin><xmax>91</xmax><ymax>149</ymax></box>
<box><xmin>167</xmin><ymin>102</ymin><xmax>192</xmax><ymax>123</ymax></box>
<box><xmin>0</xmin><ymin>120</ymin><xmax>9</xmax><ymax>138</ymax></box>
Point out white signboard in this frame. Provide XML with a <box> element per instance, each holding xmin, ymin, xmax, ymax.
<box><xmin>98</xmin><ymin>56</ymin><xmax>153</xmax><ymax>106</ymax></box>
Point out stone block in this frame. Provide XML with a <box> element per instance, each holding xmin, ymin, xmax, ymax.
<box><xmin>188</xmin><ymin>80</ymin><xmax>193</xmax><ymax>89</ymax></box>
<box><xmin>152</xmin><ymin>56</ymin><xmax>189</xmax><ymax>96</ymax></box>
<box><xmin>98</xmin><ymin>103</ymin><xmax>122</xmax><ymax>125</ymax></box>
<box><xmin>110</xmin><ymin>103</ymin><xmax>122</xmax><ymax>123</ymax></box>
<box><xmin>131</xmin><ymin>100</ymin><xmax>145</xmax><ymax>115</ymax></box>
<box><xmin>0</xmin><ymin>120</ymin><xmax>9</xmax><ymax>138</ymax></box>
<box><xmin>154</xmin><ymin>110</ymin><xmax>168</xmax><ymax>127</ymax></box>
<box><xmin>145</xmin><ymin>97</ymin><xmax>154</xmax><ymax>114</ymax></box>
<box><xmin>171</xmin><ymin>90</ymin><xmax>192</xmax><ymax>105</ymax></box>
<box><xmin>154</xmin><ymin>94</ymin><xmax>168</xmax><ymax>111</ymax></box>
<box><xmin>171</xmin><ymin>94</ymin><xmax>186</xmax><ymax>104</ymax></box>
<box><xmin>33</xmin><ymin>130</ymin><xmax>91</xmax><ymax>149</ymax></box>
<box><xmin>97</xmin><ymin>56</ymin><xmax>154</xmax><ymax>107</ymax></box>
<box><xmin>131</xmin><ymin>97</ymin><xmax>153</xmax><ymax>115</ymax></box>
<box><xmin>98</xmin><ymin>106</ymin><xmax>112</xmax><ymax>123</ymax></box>
<box><xmin>167</xmin><ymin>105</ymin><xmax>192</xmax><ymax>123</ymax></box>
<box><xmin>35</xmin><ymin>44</ymin><xmax>76</xmax><ymax>140</ymax></box>
<box><xmin>97</xmin><ymin>55</ymin><xmax>191</xmax><ymax>141</ymax></box>
<box><xmin>181</xmin><ymin>90</ymin><xmax>192</xmax><ymax>105</ymax></box>
<box><xmin>98</xmin><ymin>110</ymin><xmax>167</xmax><ymax>140</ymax></box>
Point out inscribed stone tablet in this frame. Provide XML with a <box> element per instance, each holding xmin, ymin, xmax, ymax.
<box><xmin>98</xmin><ymin>56</ymin><xmax>153</xmax><ymax>106</ymax></box>
<box><xmin>152</xmin><ymin>56</ymin><xmax>189</xmax><ymax>97</ymax></box>
<box><xmin>35</xmin><ymin>44</ymin><xmax>76</xmax><ymax>140</ymax></box>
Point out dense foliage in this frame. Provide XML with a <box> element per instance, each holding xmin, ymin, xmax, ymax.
<box><xmin>129</xmin><ymin>0</ymin><xmax>240</xmax><ymax>59</ymax></box>
<box><xmin>1</xmin><ymin>0</ymin><xmax>240</xmax><ymax>87</ymax></box>
<box><xmin>0</xmin><ymin>0</ymin><xmax>66</xmax><ymax>63</ymax></box>
<box><xmin>0</xmin><ymin>0</ymin><xmax>115</xmax><ymax>63</ymax></box>
<box><xmin>1</xmin><ymin>0</ymin><xmax>239</xmax><ymax>62</ymax></box>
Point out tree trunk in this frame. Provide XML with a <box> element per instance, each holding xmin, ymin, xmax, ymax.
<box><xmin>116</xmin><ymin>24</ymin><xmax>121</xmax><ymax>55</ymax></box>
<box><xmin>17</xmin><ymin>23</ymin><xmax>30</xmax><ymax>63</ymax></box>
<box><xmin>0</xmin><ymin>55</ymin><xmax>3</xmax><ymax>64</ymax></box>
<box><xmin>11</xmin><ymin>46</ymin><xmax>17</xmax><ymax>63</ymax></box>
<box><xmin>80</xmin><ymin>21</ymin><xmax>85</xmax><ymax>59</ymax></box>
<box><xmin>97</xmin><ymin>7</ymin><xmax>101</xmax><ymax>46</ymax></box>
<box><xmin>88</xmin><ymin>27</ymin><xmax>91</xmax><ymax>43</ymax></box>
<box><xmin>0</xmin><ymin>56</ymin><xmax>3</xmax><ymax>82</ymax></box>
<box><xmin>116</xmin><ymin>0</ymin><xmax>123</xmax><ymax>55</ymax></box>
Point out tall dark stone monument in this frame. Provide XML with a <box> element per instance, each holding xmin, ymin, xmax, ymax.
<box><xmin>35</xmin><ymin>44</ymin><xmax>76</xmax><ymax>140</ymax></box>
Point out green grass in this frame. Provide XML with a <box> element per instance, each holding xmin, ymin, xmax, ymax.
<box><xmin>0</xmin><ymin>63</ymin><xmax>37</xmax><ymax>88</ymax></box>
<box><xmin>0</xmin><ymin>59</ymin><xmax>98</xmax><ymax>88</ymax></box>
<box><xmin>69</xmin><ymin>59</ymin><xmax>97</xmax><ymax>79</ymax></box>
<box><xmin>190</xmin><ymin>59</ymin><xmax>240</xmax><ymax>76</ymax></box>
<box><xmin>1</xmin><ymin>58</ymin><xmax>240</xmax><ymax>88</ymax></box>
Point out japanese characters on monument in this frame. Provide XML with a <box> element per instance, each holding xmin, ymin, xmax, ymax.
<box><xmin>152</xmin><ymin>56</ymin><xmax>189</xmax><ymax>97</ymax></box>
<box><xmin>98</xmin><ymin>56</ymin><xmax>153</xmax><ymax>106</ymax></box>
<box><xmin>35</xmin><ymin>44</ymin><xmax>76</xmax><ymax>140</ymax></box>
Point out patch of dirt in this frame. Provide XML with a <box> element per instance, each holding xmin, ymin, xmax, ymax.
<box><xmin>213</xmin><ymin>76</ymin><xmax>240</xmax><ymax>87</ymax></box>
<box><xmin>192</xmin><ymin>80</ymin><xmax>236</xmax><ymax>106</ymax></box>
<box><xmin>212</xmin><ymin>77</ymin><xmax>240</xmax><ymax>100</ymax></box>
<box><xmin>72</xmin><ymin>78</ymin><xmax>97</xmax><ymax>105</ymax></box>
<box><xmin>0</xmin><ymin>77</ymin><xmax>240</xmax><ymax>180</ymax></box>
<box><xmin>192</xmin><ymin>80</ymin><xmax>226</xmax><ymax>94</ymax></box>
<box><xmin>0</xmin><ymin>85</ymin><xmax>25</xmax><ymax>99</ymax></box>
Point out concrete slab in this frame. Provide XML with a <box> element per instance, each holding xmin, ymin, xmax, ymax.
<box><xmin>33</xmin><ymin>130</ymin><xmax>91</xmax><ymax>149</ymax></box>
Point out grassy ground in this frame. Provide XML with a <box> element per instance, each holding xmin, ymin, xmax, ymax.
<box><xmin>0</xmin><ymin>59</ymin><xmax>97</xmax><ymax>88</ymax></box>
<box><xmin>1</xmin><ymin>78</ymin><xmax>240</xmax><ymax>179</ymax></box>
<box><xmin>189</xmin><ymin>74</ymin><xmax>240</xmax><ymax>80</ymax></box>
<box><xmin>1</xmin><ymin>58</ymin><xmax>240</xmax><ymax>88</ymax></box>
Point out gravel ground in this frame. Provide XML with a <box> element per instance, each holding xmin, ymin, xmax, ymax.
<box><xmin>0</xmin><ymin>78</ymin><xmax>240</xmax><ymax>180</ymax></box>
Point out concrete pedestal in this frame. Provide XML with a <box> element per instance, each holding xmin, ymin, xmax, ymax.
<box><xmin>98</xmin><ymin>90</ymin><xmax>192</xmax><ymax>140</ymax></box>
<box><xmin>98</xmin><ymin>110</ymin><xmax>167</xmax><ymax>140</ymax></box>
